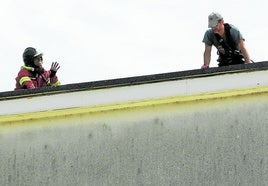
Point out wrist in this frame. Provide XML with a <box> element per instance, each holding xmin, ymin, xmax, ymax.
<box><xmin>50</xmin><ymin>70</ymin><xmax>56</xmax><ymax>78</ymax></box>
<box><xmin>201</xmin><ymin>64</ymin><xmax>209</xmax><ymax>68</ymax></box>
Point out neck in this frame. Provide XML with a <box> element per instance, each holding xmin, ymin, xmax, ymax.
<box><xmin>218</xmin><ymin>25</ymin><xmax>225</xmax><ymax>36</ymax></box>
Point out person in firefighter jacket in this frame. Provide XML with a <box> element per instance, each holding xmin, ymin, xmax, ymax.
<box><xmin>15</xmin><ymin>47</ymin><xmax>60</xmax><ymax>90</ymax></box>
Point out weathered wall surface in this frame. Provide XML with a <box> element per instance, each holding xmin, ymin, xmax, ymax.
<box><xmin>0</xmin><ymin>93</ymin><xmax>267</xmax><ymax>186</ymax></box>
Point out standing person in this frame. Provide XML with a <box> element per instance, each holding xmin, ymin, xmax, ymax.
<box><xmin>15</xmin><ymin>47</ymin><xmax>60</xmax><ymax>90</ymax></box>
<box><xmin>201</xmin><ymin>12</ymin><xmax>251</xmax><ymax>68</ymax></box>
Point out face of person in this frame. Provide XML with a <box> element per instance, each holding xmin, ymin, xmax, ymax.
<box><xmin>212</xmin><ymin>20</ymin><xmax>224</xmax><ymax>34</ymax></box>
<box><xmin>33</xmin><ymin>56</ymin><xmax>43</xmax><ymax>67</ymax></box>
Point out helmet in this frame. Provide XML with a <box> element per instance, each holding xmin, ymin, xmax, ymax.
<box><xmin>23</xmin><ymin>47</ymin><xmax>43</xmax><ymax>67</ymax></box>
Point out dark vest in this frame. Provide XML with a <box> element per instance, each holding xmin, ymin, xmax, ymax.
<box><xmin>214</xmin><ymin>23</ymin><xmax>245</xmax><ymax>66</ymax></box>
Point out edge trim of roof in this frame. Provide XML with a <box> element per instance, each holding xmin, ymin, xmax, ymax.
<box><xmin>1</xmin><ymin>85</ymin><xmax>267</xmax><ymax>124</ymax></box>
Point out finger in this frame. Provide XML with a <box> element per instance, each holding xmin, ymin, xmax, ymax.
<box><xmin>54</xmin><ymin>62</ymin><xmax>59</xmax><ymax>68</ymax></box>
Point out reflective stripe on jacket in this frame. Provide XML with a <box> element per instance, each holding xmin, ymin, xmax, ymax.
<box><xmin>15</xmin><ymin>66</ymin><xmax>60</xmax><ymax>90</ymax></box>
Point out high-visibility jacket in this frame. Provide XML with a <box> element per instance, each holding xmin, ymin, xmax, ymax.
<box><xmin>15</xmin><ymin>66</ymin><xmax>60</xmax><ymax>90</ymax></box>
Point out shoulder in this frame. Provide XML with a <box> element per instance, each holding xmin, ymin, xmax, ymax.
<box><xmin>204</xmin><ymin>29</ymin><xmax>214</xmax><ymax>36</ymax></box>
<box><xmin>226</xmin><ymin>23</ymin><xmax>244</xmax><ymax>40</ymax></box>
<box><xmin>229</xmin><ymin>24</ymin><xmax>239</xmax><ymax>30</ymax></box>
<box><xmin>203</xmin><ymin>29</ymin><xmax>215</xmax><ymax>45</ymax></box>
<box><xmin>226</xmin><ymin>23</ymin><xmax>241</xmax><ymax>33</ymax></box>
<box><xmin>17</xmin><ymin>67</ymin><xmax>31</xmax><ymax>76</ymax></box>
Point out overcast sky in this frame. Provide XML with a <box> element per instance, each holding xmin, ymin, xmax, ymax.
<box><xmin>0</xmin><ymin>0</ymin><xmax>267</xmax><ymax>92</ymax></box>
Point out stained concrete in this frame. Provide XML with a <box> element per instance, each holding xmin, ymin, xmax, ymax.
<box><xmin>0</xmin><ymin>94</ymin><xmax>267</xmax><ymax>186</ymax></box>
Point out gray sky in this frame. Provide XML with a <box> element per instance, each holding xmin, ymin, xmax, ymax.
<box><xmin>0</xmin><ymin>0</ymin><xmax>267</xmax><ymax>92</ymax></box>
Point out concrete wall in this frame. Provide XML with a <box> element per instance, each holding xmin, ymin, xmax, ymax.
<box><xmin>0</xmin><ymin>92</ymin><xmax>267</xmax><ymax>186</ymax></box>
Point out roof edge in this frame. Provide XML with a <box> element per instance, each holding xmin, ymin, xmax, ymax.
<box><xmin>1</xmin><ymin>61</ymin><xmax>268</xmax><ymax>100</ymax></box>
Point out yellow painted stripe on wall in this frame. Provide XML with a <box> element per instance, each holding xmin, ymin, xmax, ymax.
<box><xmin>1</xmin><ymin>86</ymin><xmax>268</xmax><ymax>124</ymax></box>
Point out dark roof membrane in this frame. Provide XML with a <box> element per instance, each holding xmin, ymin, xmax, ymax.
<box><xmin>1</xmin><ymin>61</ymin><xmax>268</xmax><ymax>100</ymax></box>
